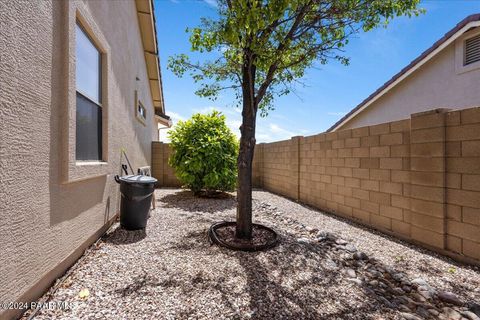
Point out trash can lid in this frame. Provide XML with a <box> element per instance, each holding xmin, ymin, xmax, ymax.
<box><xmin>117</xmin><ymin>175</ymin><xmax>157</xmax><ymax>184</ymax></box>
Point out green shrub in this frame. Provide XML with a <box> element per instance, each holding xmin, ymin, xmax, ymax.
<box><xmin>168</xmin><ymin>111</ymin><xmax>239</xmax><ymax>195</ymax></box>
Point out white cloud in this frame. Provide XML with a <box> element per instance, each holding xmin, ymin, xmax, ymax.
<box><xmin>193</xmin><ymin>105</ymin><xmax>241</xmax><ymax>117</ymax></box>
<box><xmin>255</xmin><ymin>122</ymin><xmax>307</xmax><ymax>143</ymax></box>
<box><xmin>167</xmin><ymin>111</ymin><xmax>186</xmax><ymax>122</ymax></box>
<box><xmin>161</xmin><ymin>105</ymin><xmax>307</xmax><ymax>144</ymax></box>
<box><xmin>226</xmin><ymin>119</ymin><xmax>242</xmax><ymax>138</ymax></box>
<box><xmin>269</xmin><ymin>123</ymin><xmax>295</xmax><ymax>136</ymax></box>
<box><xmin>193</xmin><ymin>106</ymin><xmax>217</xmax><ymax>114</ymax></box>
<box><xmin>158</xmin><ymin>111</ymin><xmax>187</xmax><ymax>142</ymax></box>
<box><xmin>160</xmin><ymin>107</ymin><xmax>242</xmax><ymax>142</ymax></box>
<box><xmin>203</xmin><ymin>0</ymin><xmax>218</xmax><ymax>8</ymax></box>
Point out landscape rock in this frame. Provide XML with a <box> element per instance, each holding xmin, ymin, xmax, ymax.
<box><xmin>428</xmin><ymin>308</ymin><xmax>440</xmax><ymax>316</ymax></box>
<box><xmin>462</xmin><ymin>311</ymin><xmax>480</xmax><ymax>320</ymax></box>
<box><xmin>411</xmin><ymin>278</ymin><xmax>430</xmax><ymax>289</ymax></box>
<box><xmin>344</xmin><ymin>244</ymin><xmax>357</xmax><ymax>253</ymax></box>
<box><xmin>316</xmin><ymin>230</ymin><xmax>335</xmax><ymax>241</ymax></box>
<box><xmin>345</xmin><ymin>268</ymin><xmax>356</xmax><ymax>278</ymax></box>
<box><xmin>353</xmin><ymin>252</ymin><xmax>368</xmax><ymax>261</ymax></box>
<box><xmin>400</xmin><ymin>312</ymin><xmax>423</xmax><ymax>320</ymax></box>
<box><xmin>416</xmin><ymin>306</ymin><xmax>430</xmax><ymax>318</ymax></box>
<box><xmin>467</xmin><ymin>302</ymin><xmax>480</xmax><ymax>317</ymax></box>
<box><xmin>323</xmin><ymin>258</ymin><xmax>338</xmax><ymax>271</ymax></box>
<box><xmin>297</xmin><ymin>237</ymin><xmax>311</xmax><ymax>244</ymax></box>
<box><xmin>438</xmin><ymin>291</ymin><xmax>463</xmax><ymax>306</ymax></box>
<box><xmin>441</xmin><ymin>307</ymin><xmax>462</xmax><ymax>320</ymax></box>
<box><xmin>418</xmin><ymin>286</ymin><xmax>435</xmax><ymax>300</ymax></box>
<box><xmin>347</xmin><ymin>278</ymin><xmax>363</xmax><ymax>285</ymax></box>
<box><xmin>368</xmin><ymin>280</ymin><xmax>379</xmax><ymax>287</ymax></box>
<box><xmin>392</xmin><ymin>272</ymin><xmax>405</xmax><ymax>282</ymax></box>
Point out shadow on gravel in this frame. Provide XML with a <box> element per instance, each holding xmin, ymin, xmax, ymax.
<box><xmin>233</xmin><ymin>233</ymin><xmax>480</xmax><ymax>320</ymax></box>
<box><xmin>107</xmin><ymin>221</ymin><xmax>480</xmax><ymax>319</ymax></box>
<box><xmin>162</xmin><ymin>229</ymin><xmax>216</xmax><ymax>255</ymax></box>
<box><xmin>158</xmin><ymin>190</ymin><xmax>236</xmax><ymax>213</ymax></box>
<box><xmin>160</xmin><ymin>228</ymin><xmax>385</xmax><ymax>319</ymax></box>
<box><xmin>230</xmin><ymin>235</ymin><xmax>385</xmax><ymax>320</ymax></box>
<box><xmin>102</xmin><ymin>227</ymin><xmax>147</xmax><ymax>245</ymax></box>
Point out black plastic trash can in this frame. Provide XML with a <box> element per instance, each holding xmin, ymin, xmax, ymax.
<box><xmin>114</xmin><ymin>174</ymin><xmax>157</xmax><ymax>230</ymax></box>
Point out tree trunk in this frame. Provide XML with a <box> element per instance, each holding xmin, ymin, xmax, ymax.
<box><xmin>235</xmin><ymin>55</ymin><xmax>257</xmax><ymax>240</ymax></box>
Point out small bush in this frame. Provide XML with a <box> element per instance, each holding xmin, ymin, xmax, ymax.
<box><xmin>168</xmin><ymin>111</ymin><xmax>238</xmax><ymax>196</ymax></box>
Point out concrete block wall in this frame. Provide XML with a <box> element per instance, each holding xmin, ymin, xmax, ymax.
<box><xmin>253</xmin><ymin>107</ymin><xmax>480</xmax><ymax>264</ymax></box>
<box><xmin>260</xmin><ymin>139</ymin><xmax>299</xmax><ymax>199</ymax></box>
<box><xmin>151</xmin><ymin>141</ymin><xmax>181</xmax><ymax>187</ymax></box>
<box><xmin>151</xmin><ymin>107</ymin><xmax>480</xmax><ymax>263</ymax></box>
<box><xmin>445</xmin><ymin>108</ymin><xmax>480</xmax><ymax>261</ymax></box>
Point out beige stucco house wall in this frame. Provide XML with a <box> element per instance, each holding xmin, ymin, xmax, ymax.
<box><xmin>330</xmin><ymin>15</ymin><xmax>480</xmax><ymax>131</ymax></box>
<box><xmin>0</xmin><ymin>1</ymin><xmax>166</xmax><ymax>319</ymax></box>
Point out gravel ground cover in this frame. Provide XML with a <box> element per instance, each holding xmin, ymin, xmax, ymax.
<box><xmin>26</xmin><ymin>188</ymin><xmax>480</xmax><ymax>320</ymax></box>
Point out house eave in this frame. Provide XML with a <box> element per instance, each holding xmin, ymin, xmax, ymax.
<box><xmin>155</xmin><ymin>109</ymin><xmax>172</xmax><ymax>127</ymax></box>
<box><xmin>135</xmin><ymin>0</ymin><xmax>166</xmax><ymax>116</ymax></box>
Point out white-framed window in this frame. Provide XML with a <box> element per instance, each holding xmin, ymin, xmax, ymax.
<box><xmin>75</xmin><ymin>22</ymin><xmax>103</xmax><ymax>161</ymax></box>
<box><xmin>134</xmin><ymin>90</ymin><xmax>147</xmax><ymax>125</ymax></box>
<box><xmin>137</xmin><ymin>101</ymin><xmax>146</xmax><ymax>121</ymax></box>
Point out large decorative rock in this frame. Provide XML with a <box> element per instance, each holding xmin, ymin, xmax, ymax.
<box><xmin>417</xmin><ymin>285</ymin><xmax>435</xmax><ymax>300</ymax></box>
<box><xmin>411</xmin><ymin>278</ymin><xmax>430</xmax><ymax>289</ymax></box>
<box><xmin>467</xmin><ymin>302</ymin><xmax>480</xmax><ymax>317</ymax></box>
<box><xmin>462</xmin><ymin>311</ymin><xmax>480</xmax><ymax>320</ymax></box>
<box><xmin>438</xmin><ymin>291</ymin><xmax>463</xmax><ymax>306</ymax></box>
<box><xmin>440</xmin><ymin>307</ymin><xmax>462</xmax><ymax>320</ymax></box>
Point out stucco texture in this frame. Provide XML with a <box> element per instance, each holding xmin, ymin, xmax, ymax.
<box><xmin>341</xmin><ymin>37</ymin><xmax>480</xmax><ymax>130</ymax></box>
<box><xmin>0</xmin><ymin>1</ymin><xmax>158</xmax><ymax>318</ymax></box>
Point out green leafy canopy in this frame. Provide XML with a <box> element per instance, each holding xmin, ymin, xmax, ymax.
<box><xmin>168</xmin><ymin>0</ymin><xmax>424</xmax><ymax>116</ymax></box>
<box><xmin>168</xmin><ymin>111</ymin><xmax>239</xmax><ymax>195</ymax></box>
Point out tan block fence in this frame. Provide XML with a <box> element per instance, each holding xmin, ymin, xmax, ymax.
<box><xmin>152</xmin><ymin>107</ymin><xmax>480</xmax><ymax>264</ymax></box>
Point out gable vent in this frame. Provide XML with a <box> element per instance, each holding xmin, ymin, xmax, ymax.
<box><xmin>465</xmin><ymin>34</ymin><xmax>480</xmax><ymax>65</ymax></box>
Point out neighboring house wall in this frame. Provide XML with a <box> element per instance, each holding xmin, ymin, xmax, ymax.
<box><xmin>340</xmin><ymin>28</ymin><xmax>480</xmax><ymax>130</ymax></box>
<box><xmin>0</xmin><ymin>1</ymin><xmax>158</xmax><ymax>319</ymax></box>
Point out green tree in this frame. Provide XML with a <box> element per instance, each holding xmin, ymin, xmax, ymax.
<box><xmin>169</xmin><ymin>0</ymin><xmax>423</xmax><ymax>239</ymax></box>
<box><xmin>168</xmin><ymin>111</ymin><xmax>238</xmax><ymax>196</ymax></box>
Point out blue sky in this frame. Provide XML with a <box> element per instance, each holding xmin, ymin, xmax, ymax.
<box><xmin>154</xmin><ymin>0</ymin><xmax>480</xmax><ymax>142</ymax></box>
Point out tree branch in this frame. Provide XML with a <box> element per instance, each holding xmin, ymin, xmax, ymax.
<box><xmin>255</xmin><ymin>0</ymin><xmax>314</xmax><ymax>105</ymax></box>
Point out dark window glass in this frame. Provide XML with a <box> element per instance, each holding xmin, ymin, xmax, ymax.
<box><xmin>76</xmin><ymin>23</ymin><xmax>102</xmax><ymax>160</ymax></box>
<box><xmin>138</xmin><ymin>102</ymin><xmax>146</xmax><ymax>120</ymax></box>
<box><xmin>76</xmin><ymin>93</ymin><xmax>102</xmax><ymax>160</ymax></box>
